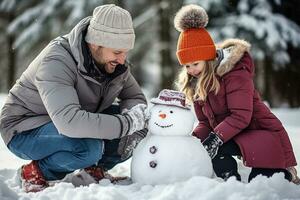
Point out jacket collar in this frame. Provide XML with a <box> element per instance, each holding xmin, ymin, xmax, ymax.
<box><xmin>215</xmin><ymin>39</ymin><xmax>251</xmax><ymax>77</ymax></box>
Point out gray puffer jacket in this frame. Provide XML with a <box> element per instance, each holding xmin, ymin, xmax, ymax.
<box><xmin>0</xmin><ymin>17</ymin><xmax>146</xmax><ymax>145</ymax></box>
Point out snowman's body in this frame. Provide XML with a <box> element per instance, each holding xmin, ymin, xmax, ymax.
<box><xmin>131</xmin><ymin>103</ymin><xmax>213</xmax><ymax>185</ymax></box>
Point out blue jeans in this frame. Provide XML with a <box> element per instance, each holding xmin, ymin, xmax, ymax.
<box><xmin>8</xmin><ymin>106</ymin><xmax>123</xmax><ymax>181</ymax></box>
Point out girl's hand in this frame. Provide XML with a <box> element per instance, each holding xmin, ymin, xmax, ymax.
<box><xmin>202</xmin><ymin>132</ymin><xmax>223</xmax><ymax>159</ymax></box>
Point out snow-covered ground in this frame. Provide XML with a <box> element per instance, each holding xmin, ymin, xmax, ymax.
<box><xmin>0</xmin><ymin>93</ymin><xmax>299</xmax><ymax>200</ymax></box>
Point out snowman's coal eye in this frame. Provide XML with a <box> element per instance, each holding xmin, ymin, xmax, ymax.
<box><xmin>158</xmin><ymin>110</ymin><xmax>162</xmax><ymax>113</ymax></box>
<box><xmin>170</xmin><ymin>110</ymin><xmax>173</xmax><ymax>114</ymax></box>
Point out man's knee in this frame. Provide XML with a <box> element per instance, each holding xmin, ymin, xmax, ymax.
<box><xmin>76</xmin><ymin>139</ymin><xmax>104</xmax><ymax>167</ymax></box>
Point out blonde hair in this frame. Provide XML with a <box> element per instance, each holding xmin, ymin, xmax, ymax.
<box><xmin>176</xmin><ymin>60</ymin><xmax>220</xmax><ymax>102</ymax></box>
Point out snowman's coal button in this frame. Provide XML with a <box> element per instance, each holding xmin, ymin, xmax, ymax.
<box><xmin>149</xmin><ymin>161</ymin><xmax>157</xmax><ymax>168</ymax></box>
<box><xmin>149</xmin><ymin>146</ymin><xmax>157</xmax><ymax>154</ymax></box>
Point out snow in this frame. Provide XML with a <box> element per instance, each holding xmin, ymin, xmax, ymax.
<box><xmin>0</xmin><ymin>0</ymin><xmax>16</xmax><ymax>12</ymax></box>
<box><xmin>0</xmin><ymin>93</ymin><xmax>300</xmax><ymax>199</ymax></box>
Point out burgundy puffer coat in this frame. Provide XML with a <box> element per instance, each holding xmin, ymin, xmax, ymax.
<box><xmin>193</xmin><ymin>39</ymin><xmax>297</xmax><ymax>169</ymax></box>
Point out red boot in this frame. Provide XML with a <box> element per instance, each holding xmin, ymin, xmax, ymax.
<box><xmin>20</xmin><ymin>161</ymin><xmax>48</xmax><ymax>192</ymax></box>
<box><xmin>84</xmin><ymin>166</ymin><xmax>106</xmax><ymax>182</ymax></box>
<box><xmin>84</xmin><ymin>166</ymin><xmax>128</xmax><ymax>183</ymax></box>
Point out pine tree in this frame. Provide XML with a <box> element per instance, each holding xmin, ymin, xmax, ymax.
<box><xmin>0</xmin><ymin>0</ymin><xmax>103</xmax><ymax>90</ymax></box>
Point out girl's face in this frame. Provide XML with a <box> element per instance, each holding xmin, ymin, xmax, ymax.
<box><xmin>183</xmin><ymin>61</ymin><xmax>206</xmax><ymax>78</ymax></box>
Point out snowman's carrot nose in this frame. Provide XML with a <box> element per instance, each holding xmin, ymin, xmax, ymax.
<box><xmin>159</xmin><ymin>113</ymin><xmax>166</xmax><ymax>119</ymax></box>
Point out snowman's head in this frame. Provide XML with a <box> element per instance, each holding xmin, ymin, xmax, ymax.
<box><xmin>148</xmin><ymin>104</ymin><xmax>195</xmax><ymax>136</ymax></box>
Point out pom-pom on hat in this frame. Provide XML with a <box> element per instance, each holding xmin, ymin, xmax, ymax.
<box><xmin>150</xmin><ymin>89</ymin><xmax>191</xmax><ymax>110</ymax></box>
<box><xmin>174</xmin><ymin>4</ymin><xmax>216</xmax><ymax>65</ymax></box>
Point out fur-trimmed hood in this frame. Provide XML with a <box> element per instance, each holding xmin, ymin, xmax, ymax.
<box><xmin>215</xmin><ymin>39</ymin><xmax>251</xmax><ymax>77</ymax></box>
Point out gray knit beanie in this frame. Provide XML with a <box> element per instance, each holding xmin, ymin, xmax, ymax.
<box><xmin>85</xmin><ymin>4</ymin><xmax>135</xmax><ymax>49</ymax></box>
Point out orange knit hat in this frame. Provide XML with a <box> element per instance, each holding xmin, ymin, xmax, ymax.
<box><xmin>174</xmin><ymin>5</ymin><xmax>216</xmax><ymax>65</ymax></box>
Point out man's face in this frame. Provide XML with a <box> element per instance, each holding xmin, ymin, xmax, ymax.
<box><xmin>88</xmin><ymin>44</ymin><xmax>129</xmax><ymax>74</ymax></box>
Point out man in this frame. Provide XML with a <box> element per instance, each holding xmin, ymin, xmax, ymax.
<box><xmin>0</xmin><ymin>4</ymin><xmax>148</xmax><ymax>192</ymax></box>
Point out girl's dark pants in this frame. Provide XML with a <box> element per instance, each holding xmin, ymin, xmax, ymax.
<box><xmin>213</xmin><ymin>140</ymin><xmax>292</xmax><ymax>182</ymax></box>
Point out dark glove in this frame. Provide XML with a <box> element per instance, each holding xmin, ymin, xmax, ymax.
<box><xmin>117</xmin><ymin>128</ymin><xmax>148</xmax><ymax>161</ymax></box>
<box><xmin>202</xmin><ymin>132</ymin><xmax>223</xmax><ymax>159</ymax></box>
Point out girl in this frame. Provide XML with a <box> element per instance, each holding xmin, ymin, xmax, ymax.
<box><xmin>174</xmin><ymin>4</ymin><xmax>299</xmax><ymax>184</ymax></box>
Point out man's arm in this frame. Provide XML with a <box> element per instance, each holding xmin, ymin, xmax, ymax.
<box><xmin>35</xmin><ymin>56</ymin><xmax>123</xmax><ymax>140</ymax></box>
<box><xmin>117</xmin><ymin>71</ymin><xmax>147</xmax><ymax>111</ymax></box>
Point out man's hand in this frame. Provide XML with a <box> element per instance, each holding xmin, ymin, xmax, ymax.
<box><xmin>118</xmin><ymin>128</ymin><xmax>148</xmax><ymax>161</ymax></box>
<box><xmin>144</xmin><ymin>105</ymin><xmax>152</xmax><ymax>121</ymax></box>
<box><xmin>115</xmin><ymin>104</ymin><xmax>147</xmax><ymax>137</ymax></box>
<box><xmin>202</xmin><ymin>132</ymin><xmax>223</xmax><ymax>159</ymax></box>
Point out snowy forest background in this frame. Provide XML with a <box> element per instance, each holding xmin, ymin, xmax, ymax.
<box><xmin>0</xmin><ymin>0</ymin><xmax>300</xmax><ymax>107</ymax></box>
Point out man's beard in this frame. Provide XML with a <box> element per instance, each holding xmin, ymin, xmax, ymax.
<box><xmin>93</xmin><ymin>58</ymin><xmax>107</xmax><ymax>73</ymax></box>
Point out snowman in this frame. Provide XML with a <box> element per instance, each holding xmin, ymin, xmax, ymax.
<box><xmin>131</xmin><ymin>89</ymin><xmax>213</xmax><ymax>185</ymax></box>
